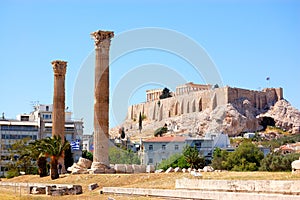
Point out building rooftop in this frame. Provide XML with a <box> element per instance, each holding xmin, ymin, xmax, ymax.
<box><xmin>144</xmin><ymin>136</ymin><xmax>186</xmax><ymax>143</ymax></box>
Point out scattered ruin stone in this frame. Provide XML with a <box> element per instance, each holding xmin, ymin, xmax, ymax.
<box><xmin>77</xmin><ymin>157</ymin><xmax>92</xmax><ymax>169</ymax></box>
<box><xmin>203</xmin><ymin>166</ymin><xmax>214</xmax><ymax>172</ymax></box>
<box><xmin>174</xmin><ymin>167</ymin><xmax>182</xmax><ymax>173</ymax></box>
<box><xmin>30</xmin><ymin>185</ymin><xmax>82</xmax><ymax>196</ymax></box>
<box><xmin>182</xmin><ymin>168</ymin><xmax>187</xmax><ymax>173</ymax></box>
<box><xmin>165</xmin><ymin>167</ymin><xmax>174</xmax><ymax>173</ymax></box>
<box><xmin>146</xmin><ymin>165</ymin><xmax>155</xmax><ymax>173</ymax></box>
<box><xmin>292</xmin><ymin>158</ymin><xmax>300</xmax><ymax>174</ymax></box>
<box><xmin>88</xmin><ymin>183</ymin><xmax>99</xmax><ymax>191</ymax></box>
<box><xmin>155</xmin><ymin>169</ymin><xmax>164</xmax><ymax>173</ymax></box>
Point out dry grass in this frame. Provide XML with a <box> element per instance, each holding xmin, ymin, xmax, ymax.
<box><xmin>1</xmin><ymin>172</ymin><xmax>300</xmax><ymax>200</ymax></box>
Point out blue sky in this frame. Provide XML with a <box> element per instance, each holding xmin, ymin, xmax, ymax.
<box><xmin>0</xmin><ymin>0</ymin><xmax>299</xmax><ymax>134</ymax></box>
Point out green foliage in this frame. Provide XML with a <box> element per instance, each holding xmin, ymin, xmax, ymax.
<box><xmin>109</xmin><ymin>146</ymin><xmax>140</xmax><ymax>164</ymax></box>
<box><xmin>260</xmin><ymin>152</ymin><xmax>300</xmax><ymax>171</ymax></box>
<box><xmin>261</xmin><ymin>134</ymin><xmax>300</xmax><ymax>151</ymax></box>
<box><xmin>223</xmin><ymin>142</ymin><xmax>264</xmax><ymax>171</ymax></box>
<box><xmin>157</xmin><ymin>154</ymin><xmax>189</xmax><ymax>170</ymax></box>
<box><xmin>6</xmin><ymin>169</ymin><xmax>19</xmax><ymax>179</ymax></box>
<box><xmin>211</xmin><ymin>147</ymin><xmax>229</xmax><ymax>170</ymax></box>
<box><xmin>82</xmin><ymin>150</ymin><xmax>93</xmax><ymax>161</ymax></box>
<box><xmin>154</xmin><ymin>126</ymin><xmax>168</xmax><ymax>137</ymax></box>
<box><xmin>183</xmin><ymin>145</ymin><xmax>205</xmax><ymax>169</ymax></box>
<box><xmin>159</xmin><ymin>87</ymin><xmax>172</xmax><ymax>99</ymax></box>
<box><xmin>6</xmin><ymin>138</ymin><xmax>37</xmax><ymax>177</ymax></box>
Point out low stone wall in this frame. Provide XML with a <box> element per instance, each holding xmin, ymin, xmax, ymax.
<box><xmin>0</xmin><ymin>182</ymin><xmax>82</xmax><ymax>196</ymax></box>
<box><xmin>175</xmin><ymin>179</ymin><xmax>300</xmax><ymax>195</ymax></box>
<box><xmin>102</xmin><ymin>187</ymin><xmax>300</xmax><ymax>200</ymax></box>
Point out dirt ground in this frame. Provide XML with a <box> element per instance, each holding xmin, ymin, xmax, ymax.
<box><xmin>1</xmin><ymin>172</ymin><xmax>299</xmax><ymax>200</ymax></box>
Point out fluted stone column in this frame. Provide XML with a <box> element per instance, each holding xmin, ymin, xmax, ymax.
<box><xmin>90</xmin><ymin>30</ymin><xmax>114</xmax><ymax>173</ymax></box>
<box><xmin>52</xmin><ymin>60</ymin><xmax>67</xmax><ymax>172</ymax></box>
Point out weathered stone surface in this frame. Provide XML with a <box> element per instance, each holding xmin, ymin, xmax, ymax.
<box><xmin>165</xmin><ymin>167</ymin><xmax>174</xmax><ymax>173</ymax></box>
<box><xmin>292</xmin><ymin>158</ymin><xmax>300</xmax><ymax>174</ymax></box>
<box><xmin>105</xmin><ymin>167</ymin><xmax>116</xmax><ymax>174</ymax></box>
<box><xmin>114</xmin><ymin>164</ymin><xmax>126</xmax><ymax>173</ymax></box>
<box><xmin>88</xmin><ymin>183</ymin><xmax>99</xmax><ymax>191</ymax></box>
<box><xmin>77</xmin><ymin>157</ymin><xmax>92</xmax><ymax>169</ymax></box>
<box><xmin>91</xmin><ymin>30</ymin><xmax>114</xmax><ymax>168</ymax></box>
<box><xmin>174</xmin><ymin>167</ymin><xmax>182</xmax><ymax>173</ymax></box>
<box><xmin>155</xmin><ymin>169</ymin><xmax>164</xmax><ymax>173</ymax></box>
<box><xmin>259</xmin><ymin>100</ymin><xmax>300</xmax><ymax>134</ymax></box>
<box><xmin>146</xmin><ymin>165</ymin><xmax>155</xmax><ymax>173</ymax></box>
<box><xmin>30</xmin><ymin>184</ymin><xmax>82</xmax><ymax>196</ymax></box>
<box><xmin>203</xmin><ymin>166</ymin><xmax>214</xmax><ymax>172</ymax></box>
<box><xmin>125</xmin><ymin>165</ymin><xmax>134</xmax><ymax>173</ymax></box>
<box><xmin>31</xmin><ymin>186</ymin><xmax>46</xmax><ymax>195</ymax></box>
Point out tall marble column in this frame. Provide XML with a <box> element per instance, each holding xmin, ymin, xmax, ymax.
<box><xmin>90</xmin><ymin>30</ymin><xmax>114</xmax><ymax>172</ymax></box>
<box><xmin>52</xmin><ymin>60</ymin><xmax>67</xmax><ymax>138</ymax></box>
<box><xmin>52</xmin><ymin>60</ymin><xmax>67</xmax><ymax>172</ymax></box>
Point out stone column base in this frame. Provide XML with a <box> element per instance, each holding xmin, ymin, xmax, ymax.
<box><xmin>89</xmin><ymin>162</ymin><xmax>116</xmax><ymax>174</ymax></box>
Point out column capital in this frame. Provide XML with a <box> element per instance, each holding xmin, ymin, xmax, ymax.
<box><xmin>52</xmin><ymin>60</ymin><xmax>67</xmax><ymax>76</ymax></box>
<box><xmin>91</xmin><ymin>30</ymin><xmax>114</xmax><ymax>48</ymax></box>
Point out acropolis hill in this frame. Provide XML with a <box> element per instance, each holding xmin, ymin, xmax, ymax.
<box><xmin>112</xmin><ymin>83</ymin><xmax>300</xmax><ymax>139</ymax></box>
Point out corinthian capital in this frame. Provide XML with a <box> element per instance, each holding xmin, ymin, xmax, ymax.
<box><xmin>91</xmin><ymin>30</ymin><xmax>114</xmax><ymax>48</ymax></box>
<box><xmin>52</xmin><ymin>60</ymin><xmax>67</xmax><ymax>76</ymax></box>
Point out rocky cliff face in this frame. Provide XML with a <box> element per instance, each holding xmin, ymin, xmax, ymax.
<box><xmin>258</xmin><ymin>99</ymin><xmax>300</xmax><ymax>134</ymax></box>
<box><xmin>111</xmin><ymin>99</ymin><xmax>300</xmax><ymax>139</ymax></box>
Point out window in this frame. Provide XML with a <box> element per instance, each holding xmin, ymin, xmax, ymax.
<box><xmin>162</xmin><ymin>144</ymin><xmax>166</xmax><ymax>150</ymax></box>
<box><xmin>149</xmin><ymin>145</ymin><xmax>153</xmax><ymax>151</ymax></box>
<box><xmin>149</xmin><ymin>158</ymin><xmax>153</xmax><ymax>164</ymax></box>
<box><xmin>46</xmin><ymin>106</ymin><xmax>49</xmax><ymax>111</ymax></box>
<box><xmin>175</xmin><ymin>144</ymin><xmax>179</xmax><ymax>150</ymax></box>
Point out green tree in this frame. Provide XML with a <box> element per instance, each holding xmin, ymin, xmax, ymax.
<box><xmin>211</xmin><ymin>147</ymin><xmax>229</xmax><ymax>170</ymax></box>
<box><xmin>183</xmin><ymin>145</ymin><xmax>205</xmax><ymax>169</ymax></box>
<box><xmin>109</xmin><ymin>146</ymin><xmax>140</xmax><ymax>164</ymax></box>
<box><xmin>260</xmin><ymin>152</ymin><xmax>300</xmax><ymax>171</ymax></box>
<box><xmin>6</xmin><ymin>138</ymin><xmax>38</xmax><ymax>178</ymax></box>
<box><xmin>224</xmin><ymin>142</ymin><xmax>264</xmax><ymax>171</ymax></box>
<box><xmin>157</xmin><ymin>153</ymin><xmax>189</xmax><ymax>170</ymax></box>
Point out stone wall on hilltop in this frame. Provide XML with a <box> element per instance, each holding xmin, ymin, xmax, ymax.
<box><xmin>111</xmin><ymin>86</ymin><xmax>296</xmax><ymax>138</ymax></box>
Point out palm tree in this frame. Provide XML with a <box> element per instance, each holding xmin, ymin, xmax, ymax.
<box><xmin>41</xmin><ymin>136</ymin><xmax>70</xmax><ymax>180</ymax></box>
<box><xmin>27</xmin><ymin>140</ymin><xmax>48</xmax><ymax>177</ymax></box>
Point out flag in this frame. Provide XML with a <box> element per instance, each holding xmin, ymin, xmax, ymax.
<box><xmin>71</xmin><ymin>140</ymin><xmax>80</xmax><ymax>150</ymax></box>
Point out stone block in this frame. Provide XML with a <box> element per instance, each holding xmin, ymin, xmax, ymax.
<box><xmin>203</xmin><ymin>166</ymin><xmax>214</xmax><ymax>172</ymax></box>
<box><xmin>174</xmin><ymin>167</ymin><xmax>182</xmax><ymax>173</ymax></box>
<box><xmin>125</xmin><ymin>164</ymin><xmax>133</xmax><ymax>173</ymax></box>
<box><xmin>77</xmin><ymin>157</ymin><xmax>92</xmax><ymax>169</ymax></box>
<box><xmin>105</xmin><ymin>168</ymin><xmax>116</xmax><ymax>174</ymax></box>
<box><xmin>31</xmin><ymin>186</ymin><xmax>46</xmax><ymax>195</ymax></box>
<box><xmin>165</xmin><ymin>167</ymin><xmax>174</xmax><ymax>173</ymax></box>
<box><xmin>132</xmin><ymin>164</ymin><xmax>142</xmax><ymax>173</ymax></box>
<box><xmin>146</xmin><ymin>165</ymin><xmax>155</xmax><ymax>173</ymax></box>
<box><xmin>88</xmin><ymin>183</ymin><xmax>99</xmax><ymax>191</ymax></box>
<box><xmin>114</xmin><ymin>164</ymin><xmax>126</xmax><ymax>173</ymax></box>
<box><xmin>155</xmin><ymin>169</ymin><xmax>164</xmax><ymax>173</ymax></box>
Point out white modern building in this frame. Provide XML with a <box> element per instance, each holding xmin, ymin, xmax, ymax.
<box><xmin>140</xmin><ymin>133</ymin><xmax>231</xmax><ymax>167</ymax></box>
<box><xmin>0</xmin><ymin>104</ymin><xmax>84</xmax><ymax>176</ymax></box>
